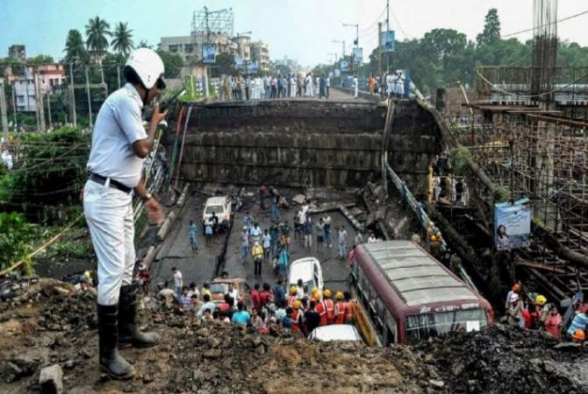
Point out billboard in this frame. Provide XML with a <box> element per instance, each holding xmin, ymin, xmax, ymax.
<box><xmin>353</xmin><ymin>47</ymin><xmax>363</xmax><ymax>64</ymax></box>
<box><xmin>381</xmin><ymin>30</ymin><xmax>395</xmax><ymax>53</ymax></box>
<box><xmin>334</xmin><ymin>69</ymin><xmax>341</xmax><ymax>77</ymax></box>
<box><xmin>494</xmin><ymin>200</ymin><xmax>531</xmax><ymax>250</ymax></box>
<box><xmin>234</xmin><ymin>55</ymin><xmax>243</xmax><ymax>67</ymax></box>
<box><xmin>339</xmin><ymin>59</ymin><xmax>349</xmax><ymax>72</ymax></box>
<box><xmin>248</xmin><ymin>61</ymin><xmax>258</xmax><ymax>74</ymax></box>
<box><xmin>202</xmin><ymin>44</ymin><xmax>216</xmax><ymax>64</ymax></box>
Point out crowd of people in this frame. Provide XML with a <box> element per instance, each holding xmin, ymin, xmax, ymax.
<box><xmin>217</xmin><ymin>73</ymin><xmax>332</xmax><ymax>101</ymax></box>
<box><xmin>503</xmin><ymin>282</ymin><xmax>588</xmax><ymax>343</ymax></box>
<box><xmin>156</xmin><ymin>270</ymin><xmax>355</xmax><ymax>337</ymax></box>
<box><xmin>365</xmin><ymin>70</ymin><xmax>410</xmax><ymax>99</ymax></box>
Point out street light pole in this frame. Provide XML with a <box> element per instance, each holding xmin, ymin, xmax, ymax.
<box><xmin>343</xmin><ymin>23</ymin><xmax>359</xmax><ymax>47</ymax></box>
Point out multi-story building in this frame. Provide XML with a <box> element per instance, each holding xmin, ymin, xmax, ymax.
<box><xmin>250</xmin><ymin>41</ymin><xmax>270</xmax><ymax>72</ymax></box>
<box><xmin>160</xmin><ymin>33</ymin><xmax>238</xmax><ymax>64</ymax></box>
<box><xmin>14</xmin><ymin>77</ymin><xmax>37</xmax><ymax>112</ymax></box>
<box><xmin>37</xmin><ymin>64</ymin><xmax>66</xmax><ymax>94</ymax></box>
<box><xmin>232</xmin><ymin>35</ymin><xmax>251</xmax><ymax>61</ymax></box>
<box><xmin>8</xmin><ymin>45</ymin><xmax>26</xmax><ymax>62</ymax></box>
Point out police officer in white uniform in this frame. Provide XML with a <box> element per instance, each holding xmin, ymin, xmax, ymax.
<box><xmin>84</xmin><ymin>48</ymin><xmax>167</xmax><ymax>379</ymax></box>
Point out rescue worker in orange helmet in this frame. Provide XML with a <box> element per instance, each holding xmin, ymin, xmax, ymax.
<box><xmin>323</xmin><ymin>289</ymin><xmax>335</xmax><ymax>325</ymax></box>
<box><xmin>334</xmin><ymin>291</ymin><xmax>347</xmax><ymax>324</ymax></box>
<box><xmin>291</xmin><ymin>300</ymin><xmax>303</xmax><ymax>331</ymax></box>
<box><xmin>287</xmin><ymin>286</ymin><xmax>297</xmax><ymax>308</ymax></box>
<box><xmin>314</xmin><ymin>292</ymin><xmax>326</xmax><ymax>326</ymax></box>
<box><xmin>344</xmin><ymin>291</ymin><xmax>354</xmax><ymax>323</ymax></box>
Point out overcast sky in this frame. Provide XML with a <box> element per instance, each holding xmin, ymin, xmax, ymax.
<box><xmin>2</xmin><ymin>0</ymin><xmax>587</xmax><ymax>67</ymax></box>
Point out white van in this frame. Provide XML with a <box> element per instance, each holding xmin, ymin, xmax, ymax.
<box><xmin>202</xmin><ymin>196</ymin><xmax>232</xmax><ymax>233</ymax></box>
<box><xmin>309</xmin><ymin>325</ymin><xmax>363</xmax><ymax>342</ymax></box>
<box><xmin>287</xmin><ymin>257</ymin><xmax>324</xmax><ymax>296</ymax></box>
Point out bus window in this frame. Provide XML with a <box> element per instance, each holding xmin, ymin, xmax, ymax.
<box><xmin>405</xmin><ymin>309</ymin><xmax>488</xmax><ymax>344</ymax></box>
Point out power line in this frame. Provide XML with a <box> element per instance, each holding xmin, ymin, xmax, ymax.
<box><xmin>502</xmin><ymin>9</ymin><xmax>588</xmax><ymax>38</ymax></box>
<box><xmin>360</xmin><ymin>6</ymin><xmax>387</xmax><ymax>33</ymax></box>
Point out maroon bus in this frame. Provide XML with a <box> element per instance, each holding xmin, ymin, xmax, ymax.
<box><xmin>352</xmin><ymin>240</ymin><xmax>494</xmax><ymax>345</ymax></box>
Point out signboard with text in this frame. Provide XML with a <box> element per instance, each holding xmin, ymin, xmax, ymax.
<box><xmin>202</xmin><ymin>44</ymin><xmax>216</xmax><ymax>63</ymax></box>
<box><xmin>494</xmin><ymin>200</ymin><xmax>531</xmax><ymax>250</ymax></box>
<box><xmin>339</xmin><ymin>59</ymin><xmax>349</xmax><ymax>72</ymax></box>
<box><xmin>353</xmin><ymin>47</ymin><xmax>363</xmax><ymax>64</ymax></box>
<box><xmin>381</xmin><ymin>30</ymin><xmax>395</xmax><ymax>53</ymax></box>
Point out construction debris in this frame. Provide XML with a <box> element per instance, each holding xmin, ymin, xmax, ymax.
<box><xmin>1</xmin><ymin>279</ymin><xmax>588</xmax><ymax>393</ymax></box>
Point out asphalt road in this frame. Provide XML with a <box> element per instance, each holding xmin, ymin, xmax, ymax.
<box><xmin>152</xmin><ymin>190</ymin><xmax>357</xmax><ymax>294</ymax></box>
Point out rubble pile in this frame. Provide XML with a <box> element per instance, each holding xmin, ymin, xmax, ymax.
<box><xmin>2</xmin><ymin>279</ymin><xmax>588</xmax><ymax>393</ymax></box>
<box><xmin>414</xmin><ymin>325</ymin><xmax>588</xmax><ymax>394</ymax></box>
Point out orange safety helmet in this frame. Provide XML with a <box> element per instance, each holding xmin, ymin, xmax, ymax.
<box><xmin>293</xmin><ymin>300</ymin><xmax>302</xmax><ymax>310</ymax></box>
<box><xmin>572</xmin><ymin>329</ymin><xmax>586</xmax><ymax>342</ymax></box>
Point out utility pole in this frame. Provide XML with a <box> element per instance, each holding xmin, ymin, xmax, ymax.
<box><xmin>0</xmin><ymin>78</ymin><xmax>8</xmax><ymax>140</ymax></box>
<box><xmin>47</xmin><ymin>91</ymin><xmax>52</xmax><ymax>129</ymax></box>
<box><xmin>11</xmin><ymin>83</ymin><xmax>17</xmax><ymax>130</ymax></box>
<box><xmin>386</xmin><ymin>0</ymin><xmax>390</xmax><ymax>72</ymax></box>
<box><xmin>117</xmin><ymin>64</ymin><xmax>121</xmax><ymax>89</ymax></box>
<box><xmin>69</xmin><ymin>62</ymin><xmax>77</xmax><ymax>128</ymax></box>
<box><xmin>85</xmin><ymin>65</ymin><xmax>93</xmax><ymax>128</ymax></box>
<box><xmin>378</xmin><ymin>22</ymin><xmax>382</xmax><ymax>78</ymax></box>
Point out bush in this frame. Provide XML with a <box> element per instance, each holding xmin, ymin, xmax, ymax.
<box><xmin>0</xmin><ymin>212</ymin><xmax>37</xmax><ymax>271</ymax></box>
<box><xmin>450</xmin><ymin>146</ymin><xmax>472</xmax><ymax>174</ymax></box>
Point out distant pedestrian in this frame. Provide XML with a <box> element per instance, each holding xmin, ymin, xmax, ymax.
<box><xmin>231</xmin><ymin>302</ymin><xmax>251</xmax><ymax>327</ymax></box>
<box><xmin>303</xmin><ymin>217</ymin><xmax>313</xmax><ymax>250</ymax></box>
<box><xmin>240</xmin><ymin>227</ymin><xmax>250</xmax><ymax>264</ymax></box>
<box><xmin>250</xmin><ymin>222</ymin><xmax>262</xmax><ymax>244</ymax></box>
<box><xmin>304</xmin><ymin>300</ymin><xmax>321</xmax><ymax>336</ymax></box>
<box><xmin>337</xmin><ymin>225</ymin><xmax>348</xmax><ymax>260</ymax></box>
<box><xmin>271</xmin><ymin>195</ymin><xmax>280</xmax><ymax>221</ymax></box>
<box><xmin>188</xmin><ymin>220</ymin><xmax>198</xmax><ymax>252</ymax></box>
<box><xmin>280</xmin><ymin>221</ymin><xmax>291</xmax><ymax>251</ymax></box>
<box><xmin>259</xmin><ymin>185</ymin><xmax>268</xmax><ymax>210</ymax></box>
<box><xmin>262</xmin><ymin>229</ymin><xmax>272</xmax><ymax>262</ymax></box>
<box><xmin>279</xmin><ymin>248</ymin><xmax>289</xmax><ymax>279</ymax></box>
<box><xmin>294</xmin><ymin>214</ymin><xmax>302</xmax><ymax>243</ymax></box>
<box><xmin>270</xmin><ymin>222</ymin><xmax>280</xmax><ymax>257</ymax></box>
<box><xmin>251</xmin><ymin>284</ymin><xmax>261</xmax><ymax>311</ymax></box>
<box><xmin>315</xmin><ymin>218</ymin><xmax>325</xmax><ymax>253</ymax></box>
<box><xmin>204</xmin><ymin>217</ymin><xmax>213</xmax><ymax>245</ymax></box>
<box><xmin>172</xmin><ymin>267</ymin><xmax>183</xmax><ymax>300</ymax></box>
<box><xmin>252</xmin><ymin>241</ymin><xmax>264</xmax><ymax>277</ymax></box>
<box><xmin>323</xmin><ymin>213</ymin><xmax>332</xmax><ymax>248</ymax></box>
<box><xmin>326</xmin><ymin>76</ymin><xmax>330</xmax><ymax>99</ymax></box>
<box><xmin>243</xmin><ymin>211</ymin><xmax>254</xmax><ymax>234</ymax></box>
<box><xmin>353</xmin><ymin>75</ymin><xmax>359</xmax><ymax>98</ymax></box>
<box><xmin>273</xmin><ymin>280</ymin><xmax>286</xmax><ymax>308</ymax></box>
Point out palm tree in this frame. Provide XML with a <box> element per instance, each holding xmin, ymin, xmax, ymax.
<box><xmin>111</xmin><ymin>22</ymin><xmax>134</xmax><ymax>56</ymax></box>
<box><xmin>137</xmin><ymin>40</ymin><xmax>151</xmax><ymax>49</ymax></box>
<box><xmin>85</xmin><ymin>16</ymin><xmax>111</xmax><ymax>58</ymax></box>
<box><xmin>64</xmin><ymin>29</ymin><xmax>88</xmax><ymax>63</ymax></box>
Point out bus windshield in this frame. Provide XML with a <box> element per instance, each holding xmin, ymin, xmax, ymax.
<box><xmin>405</xmin><ymin>308</ymin><xmax>488</xmax><ymax>344</ymax></box>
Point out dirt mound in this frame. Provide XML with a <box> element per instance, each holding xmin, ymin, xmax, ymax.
<box><xmin>413</xmin><ymin>325</ymin><xmax>588</xmax><ymax>394</ymax></box>
<box><xmin>2</xmin><ymin>278</ymin><xmax>588</xmax><ymax>394</ymax></box>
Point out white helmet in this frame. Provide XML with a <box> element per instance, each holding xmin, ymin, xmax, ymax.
<box><xmin>125</xmin><ymin>48</ymin><xmax>165</xmax><ymax>90</ymax></box>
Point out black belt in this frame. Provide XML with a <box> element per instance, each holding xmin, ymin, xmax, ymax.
<box><xmin>89</xmin><ymin>173</ymin><xmax>132</xmax><ymax>194</ymax></box>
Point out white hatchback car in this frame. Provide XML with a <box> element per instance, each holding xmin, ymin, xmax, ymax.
<box><xmin>309</xmin><ymin>324</ymin><xmax>363</xmax><ymax>342</ymax></box>
<box><xmin>287</xmin><ymin>257</ymin><xmax>324</xmax><ymax>297</ymax></box>
<box><xmin>202</xmin><ymin>196</ymin><xmax>232</xmax><ymax>233</ymax></box>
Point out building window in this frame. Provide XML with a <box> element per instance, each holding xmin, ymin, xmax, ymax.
<box><xmin>184</xmin><ymin>44</ymin><xmax>194</xmax><ymax>53</ymax></box>
<box><xmin>169</xmin><ymin>44</ymin><xmax>179</xmax><ymax>53</ymax></box>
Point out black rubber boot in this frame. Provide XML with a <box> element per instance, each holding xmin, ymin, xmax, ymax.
<box><xmin>98</xmin><ymin>304</ymin><xmax>135</xmax><ymax>380</ymax></box>
<box><xmin>118</xmin><ymin>283</ymin><xmax>160</xmax><ymax>348</ymax></box>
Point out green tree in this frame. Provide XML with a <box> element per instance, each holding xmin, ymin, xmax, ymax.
<box><xmin>111</xmin><ymin>22</ymin><xmax>134</xmax><ymax>56</ymax></box>
<box><xmin>138</xmin><ymin>40</ymin><xmax>152</xmax><ymax>49</ymax></box>
<box><xmin>29</xmin><ymin>55</ymin><xmax>54</xmax><ymax>65</ymax></box>
<box><xmin>156</xmin><ymin>50</ymin><xmax>183</xmax><ymax>79</ymax></box>
<box><xmin>85</xmin><ymin>16</ymin><xmax>111</xmax><ymax>57</ymax></box>
<box><xmin>64</xmin><ymin>29</ymin><xmax>89</xmax><ymax>63</ymax></box>
<box><xmin>0</xmin><ymin>212</ymin><xmax>36</xmax><ymax>271</ymax></box>
<box><xmin>210</xmin><ymin>52</ymin><xmax>237</xmax><ymax>77</ymax></box>
<box><xmin>477</xmin><ymin>9</ymin><xmax>501</xmax><ymax>46</ymax></box>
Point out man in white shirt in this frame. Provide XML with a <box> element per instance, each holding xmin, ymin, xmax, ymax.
<box><xmin>172</xmin><ymin>267</ymin><xmax>183</xmax><ymax>299</ymax></box>
<box><xmin>83</xmin><ymin>48</ymin><xmax>167</xmax><ymax>380</ymax></box>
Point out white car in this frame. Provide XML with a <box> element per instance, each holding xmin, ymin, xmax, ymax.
<box><xmin>309</xmin><ymin>325</ymin><xmax>363</xmax><ymax>342</ymax></box>
<box><xmin>287</xmin><ymin>257</ymin><xmax>324</xmax><ymax>296</ymax></box>
<box><xmin>202</xmin><ymin>196</ymin><xmax>232</xmax><ymax>233</ymax></box>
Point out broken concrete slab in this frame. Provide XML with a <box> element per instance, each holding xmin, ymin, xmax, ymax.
<box><xmin>292</xmin><ymin>194</ymin><xmax>306</xmax><ymax>205</ymax></box>
<box><xmin>39</xmin><ymin>364</ymin><xmax>63</xmax><ymax>394</ymax></box>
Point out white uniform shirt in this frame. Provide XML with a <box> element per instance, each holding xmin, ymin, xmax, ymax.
<box><xmin>173</xmin><ymin>271</ymin><xmax>183</xmax><ymax>288</ymax></box>
<box><xmin>86</xmin><ymin>83</ymin><xmax>147</xmax><ymax>188</ymax></box>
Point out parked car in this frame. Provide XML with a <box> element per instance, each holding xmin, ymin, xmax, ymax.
<box><xmin>309</xmin><ymin>324</ymin><xmax>363</xmax><ymax>342</ymax></box>
<box><xmin>210</xmin><ymin>278</ymin><xmax>251</xmax><ymax>307</ymax></box>
<box><xmin>287</xmin><ymin>257</ymin><xmax>324</xmax><ymax>297</ymax></box>
<box><xmin>202</xmin><ymin>196</ymin><xmax>232</xmax><ymax>233</ymax></box>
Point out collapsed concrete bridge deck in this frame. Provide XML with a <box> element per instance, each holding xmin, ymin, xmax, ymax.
<box><xmin>175</xmin><ymin>98</ymin><xmax>443</xmax><ymax>194</ymax></box>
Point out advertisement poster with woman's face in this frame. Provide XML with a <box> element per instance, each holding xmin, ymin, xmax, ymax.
<box><xmin>494</xmin><ymin>202</ymin><xmax>531</xmax><ymax>250</ymax></box>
